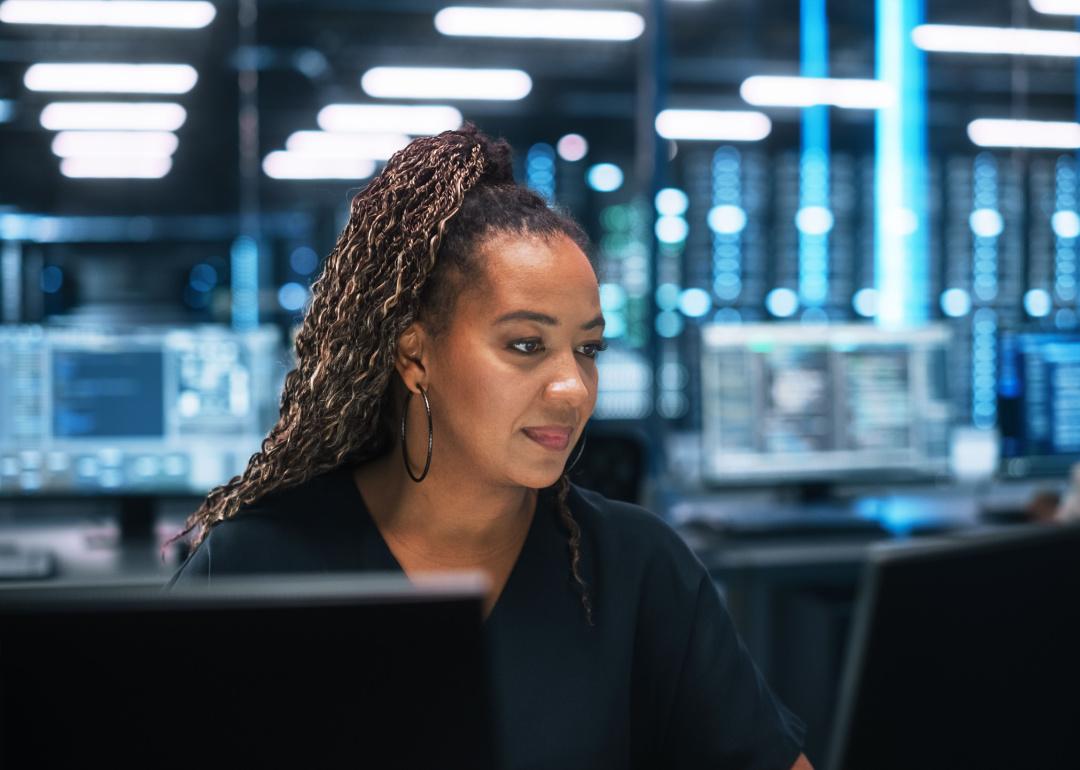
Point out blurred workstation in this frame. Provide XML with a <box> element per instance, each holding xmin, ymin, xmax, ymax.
<box><xmin>2</xmin><ymin>0</ymin><xmax>1080</xmax><ymax>767</ymax></box>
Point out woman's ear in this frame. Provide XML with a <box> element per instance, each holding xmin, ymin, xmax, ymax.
<box><xmin>394</xmin><ymin>321</ymin><xmax>429</xmax><ymax>392</ymax></box>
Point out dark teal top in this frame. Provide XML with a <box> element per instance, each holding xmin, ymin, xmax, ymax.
<box><xmin>168</xmin><ymin>464</ymin><xmax>805</xmax><ymax>770</ymax></box>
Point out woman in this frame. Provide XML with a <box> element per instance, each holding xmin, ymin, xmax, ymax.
<box><xmin>166</xmin><ymin>124</ymin><xmax>811</xmax><ymax>770</ymax></box>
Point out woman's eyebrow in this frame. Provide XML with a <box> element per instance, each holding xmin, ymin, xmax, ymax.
<box><xmin>494</xmin><ymin>310</ymin><xmax>606</xmax><ymax>331</ymax></box>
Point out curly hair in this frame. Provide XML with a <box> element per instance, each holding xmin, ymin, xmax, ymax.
<box><xmin>163</xmin><ymin>123</ymin><xmax>595</xmax><ymax>625</ymax></box>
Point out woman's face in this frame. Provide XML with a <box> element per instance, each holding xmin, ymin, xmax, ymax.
<box><xmin>408</xmin><ymin>232</ymin><xmax>604</xmax><ymax>490</ymax></box>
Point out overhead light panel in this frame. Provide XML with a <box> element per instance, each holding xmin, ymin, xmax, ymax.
<box><xmin>912</xmin><ymin>23</ymin><xmax>1080</xmax><ymax>57</ymax></box>
<box><xmin>0</xmin><ymin>0</ymin><xmax>215</xmax><ymax>28</ymax></box>
<box><xmin>284</xmin><ymin>131</ymin><xmax>410</xmax><ymax>160</ymax></box>
<box><xmin>1030</xmin><ymin>0</ymin><xmax>1080</xmax><ymax>14</ymax></box>
<box><xmin>740</xmin><ymin>76</ymin><xmax>895</xmax><ymax>109</ymax></box>
<box><xmin>434</xmin><ymin>6</ymin><xmax>644</xmax><ymax>41</ymax></box>
<box><xmin>968</xmin><ymin>118</ymin><xmax>1080</xmax><ymax>148</ymax></box>
<box><xmin>263</xmin><ymin>152</ymin><xmax>376</xmax><ymax>180</ymax></box>
<box><xmin>361</xmin><ymin>67</ymin><xmax>532</xmax><ymax>100</ymax></box>
<box><xmin>51</xmin><ymin>131</ymin><xmax>179</xmax><ymax>157</ymax></box>
<box><xmin>25</xmin><ymin>64</ymin><xmax>198</xmax><ymax>94</ymax></box>
<box><xmin>60</xmin><ymin>156</ymin><xmax>172</xmax><ymax>178</ymax></box>
<box><xmin>655</xmin><ymin>109</ymin><xmax>772</xmax><ymax>141</ymax></box>
<box><xmin>317</xmin><ymin>104</ymin><xmax>462</xmax><ymax>135</ymax></box>
<box><xmin>40</xmin><ymin>102</ymin><xmax>187</xmax><ymax>131</ymax></box>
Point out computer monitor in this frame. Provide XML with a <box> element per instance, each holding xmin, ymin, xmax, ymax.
<box><xmin>998</xmin><ymin>330</ymin><xmax>1080</xmax><ymax>479</ymax></box>
<box><xmin>0</xmin><ymin>572</ymin><xmax>499</xmax><ymax>769</ymax></box>
<box><xmin>699</xmin><ymin>323</ymin><xmax>951</xmax><ymax>486</ymax></box>
<box><xmin>826</xmin><ymin>523</ymin><xmax>1080</xmax><ymax>770</ymax></box>
<box><xmin>0</xmin><ymin>324</ymin><xmax>285</xmax><ymax>494</ymax></box>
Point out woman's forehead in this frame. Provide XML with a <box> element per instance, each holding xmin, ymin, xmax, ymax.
<box><xmin>481</xmin><ymin>233</ymin><xmax>594</xmax><ymax>285</ymax></box>
<box><xmin>466</xmin><ymin>233</ymin><xmax>599</xmax><ymax>319</ymax></box>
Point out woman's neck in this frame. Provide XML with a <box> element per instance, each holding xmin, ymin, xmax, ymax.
<box><xmin>351</xmin><ymin>449</ymin><xmax>537</xmax><ymax>567</ymax></box>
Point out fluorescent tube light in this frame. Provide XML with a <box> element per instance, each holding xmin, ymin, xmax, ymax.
<box><xmin>912</xmin><ymin>23</ymin><xmax>1080</xmax><ymax>57</ymax></box>
<box><xmin>0</xmin><ymin>0</ymin><xmax>215</xmax><ymax>28</ymax></box>
<box><xmin>655</xmin><ymin>109</ymin><xmax>772</xmax><ymax>141</ymax></box>
<box><xmin>434</xmin><ymin>6</ymin><xmax>644</xmax><ymax>41</ymax></box>
<box><xmin>262</xmin><ymin>152</ymin><xmax>377</xmax><ymax>180</ymax></box>
<box><xmin>361</xmin><ymin>67</ymin><xmax>532</xmax><ymax>100</ymax></box>
<box><xmin>51</xmin><ymin>131</ymin><xmax>179</xmax><ymax>157</ymax></box>
<box><xmin>284</xmin><ymin>131</ymin><xmax>409</xmax><ymax>160</ymax></box>
<box><xmin>25</xmin><ymin>63</ymin><xmax>198</xmax><ymax>94</ymax></box>
<box><xmin>40</xmin><ymin>102</ymin><xmax>187</xmax><ymax>130</ymax></box>
<box><xmin>60</xmin><ymin>156</ymin><xmax>172</xmax><ymax>178</ymax></box>
<box><xmin>1030</xmin><ymin>0</ymin><xmax>1080</xmax><ymax>14</ymax></box>
<box><xmin>968</xmin><ymin>118</ymin><xmax>1080</xmax><ymax>148</ymax></box>
<box><xmin>740</xmin><ymin>75</ymin><xmax>895</xmax><ymax>109</ymax></box>
<box><xmin>317</xmin><ymin>104</ymin><xmax>462</xmax><ymax>135</ymax></box>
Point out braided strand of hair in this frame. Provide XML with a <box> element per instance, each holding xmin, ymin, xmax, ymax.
<box><xmin>555</xmin><ymin>474</ymin><xmax>594</xmax><ymax>626</ymax></box>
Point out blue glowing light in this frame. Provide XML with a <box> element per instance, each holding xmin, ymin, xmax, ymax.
<box><xmin>707</xmin><ymin>204</ymin><xmax>747</xmax><ymax>235</ymax></box>
<box><xmin>654</xmin><ymin>188</ymin><xmax>689</xmax><ymax>217</ymax></box>
<box><xmin>678</xmin><ymin>287</ymin><xmax>712</xmax><ymax>318</ymax></box>
<box><xmin>278</xmin><ymin>282</ymin><xmax>309</xmax><ymax>312</ymax></box>
<box><xmin>40</xmin><ymin>265</ymin><xmax>63</xmax><ymax>294</ymax></box>
<box><xmin>1052</xmin><ymin>210</ymin><xmax>1080</xmax><ymax>239</ymax></box>
<box><xmin>230</xmin><ymin>235</ymin><xmax>259</xmax><ymax>330</ymax></box>
<box><xmin>603</xmin><ymin>313</ymin><xmax>627</xmax><ymax>338</ymax></box>
<box><xmin>587</xmin><ymin>163</ymin><xmax>623</xmax><ymax>193</ymax></box>
<box><xmin>1024</xmin><ymin>288</ymin><xmax>1053</xmax><ymax>318</ymax></box>
<box><xmin>940</xmin><ymin>288</ymin><xmax>971</xmax><ymax>318</ymax></box>
<box><xmin>765</xmin><ymin>287</ymin><xmax>799</xmax><ymax>318</ymax></box>
<box><xmin>875</xmin><ymin>0</ymin><xmax>928</xmax><ymax>327</ymax></box>
<box><xmin>189</xmin><ymin>262</ymin><xmax>218</xmax><ymax>292</ymax></box>
<box><xmin>795</xmin><ymin>206</ymin><xmax>834</xmax><ymax>236</ymax></box>
<box><xmin>655</xmin><ymin>310</ymin><xmax>684</xmax><ymax>338</ymax></box>
<box><xmin>655</xmin><ymin>215</ymin><xmax>689</xmax><ymax>244</ymax></box>
<box><xmin>655</xmin><ymin>282</ymin><xmax>680</xmax><ymax>311</ymax></box>
<box><xmin>599</xmin><ymin>282</ymin><xmax>627</xmax><ymax>312</ymax></box>
<box><xmin>852</xmin><ymin>287</ymin><xmax>879</xmax><ymax>317</ymax></box>
<box><xmin>289</xmin><ymin>246</ymin><xmax>319</xmax><ymax>275</ymax></box>
<box><xmin>969</xmin><ymin>208</ymin><xmax>1004</xmax><ymax>239</ymax></box>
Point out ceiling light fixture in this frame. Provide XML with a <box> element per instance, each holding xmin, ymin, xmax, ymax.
<box><xmin>968</xmin><ymin>118</ymin><xmax>1080</xmax><ymax>148</ymax></box>
<box><xmin>434</xmin><ymin>6</ymin><xmax>644</xmax><ymax>41</ymax></box>
<box><xmin>40</xmin><ymin>102</ymin><xmax>187</xmax><ymax>131</ymax></box>
<box><xmin>655</xmin><ymin>109</ymin><xmax>772</xmax><ymax>141</ymax></box>
<box><xmin>912</xmin><ymin>23</ymin><xmax>1080</xmax><ymax>57</ymax></box>
<box><xmin>0</xmin><ymin>0</ymin><xmax>215</xmax><ymax>28</ymax></box>
<box><xmin>740</xmin><ymin>75</ymin><xmax>894</xmax><ymax>109</ymax></box>
<box><xmin>316</xmin><ymin>104</ymin><xmax>462</xmax><ymax>135</ymax></box>
<box><xmin>25</xmin><ymin>63</ymin><xmax>198</xmax><ymax>94</ymax></box>
<box><xmin>360</xmin><ymin>66</ymin><xmax>532</xmax><ymax>100</ymax></box>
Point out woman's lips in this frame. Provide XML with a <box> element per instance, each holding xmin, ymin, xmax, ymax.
<box><xmin>522</xmin><ymin>427</ymin><xmax>572</xmax><ymax>451</ymax></box>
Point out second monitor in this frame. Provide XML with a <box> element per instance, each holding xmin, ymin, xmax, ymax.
<box><xmin>700</xmin><ymin>323</ymin><xmax>951</xmax><ymax>486</ymax></box>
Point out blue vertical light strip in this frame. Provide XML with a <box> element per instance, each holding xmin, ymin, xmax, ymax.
<box><xmin>526</xmin><ymin>143</ymin><xmax>556</xmax><ymax>205</ymax></box>
<box><xmin>231</xmin><ymin>234</ymin><xmax>259</xmax><ymax>331</ymax></box>
<box><xmin>710</xmin><ymin>148</ymin><xmax>743</xmax><ymax>308</ymax></box>
<box><xmin>874</xmin><ymin>0</ymin><xmax>928</xmax><ymax>327</ymax></box>
<box><xmin>970</xmin><ymin>154</ymin><xmax>999</xmax><ymax>430</ymax></box>
<box><xmin>799</xmin><ymin>0</ymin><xmax>830</xmax><ymax>312</ymax></box>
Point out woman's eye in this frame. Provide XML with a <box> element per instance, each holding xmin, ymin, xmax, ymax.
<box><xmin>577</xmin><ymin>341</ymin><xmax>608</xmax><ymax>359</ymax></box>
<box><xmin>509</xmin><ymin>339</ymin><xmax>544</xmax><ymax>354</ymax></box>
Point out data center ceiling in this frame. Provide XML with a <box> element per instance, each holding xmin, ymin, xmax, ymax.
<box><xmin>0</xmin><ymin>0</ymin><xmax>1077</xmax><ymax>218</ymax></box>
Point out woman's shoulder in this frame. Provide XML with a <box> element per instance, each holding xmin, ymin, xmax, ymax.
<box><xmin>566</xmin><ymin>483</ymin><xmax>706</xmax><ymax>578</ymax></box>
<box><xmin>166</xmin><ymin>465</ymin><xmax>362</xmax><ymax>587</ymax></box>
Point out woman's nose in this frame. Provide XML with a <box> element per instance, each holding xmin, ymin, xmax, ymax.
<box><xmin>545</xmin><ymin>354</ymin><xmax>589</xmax><ymax>405</ymax></box>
